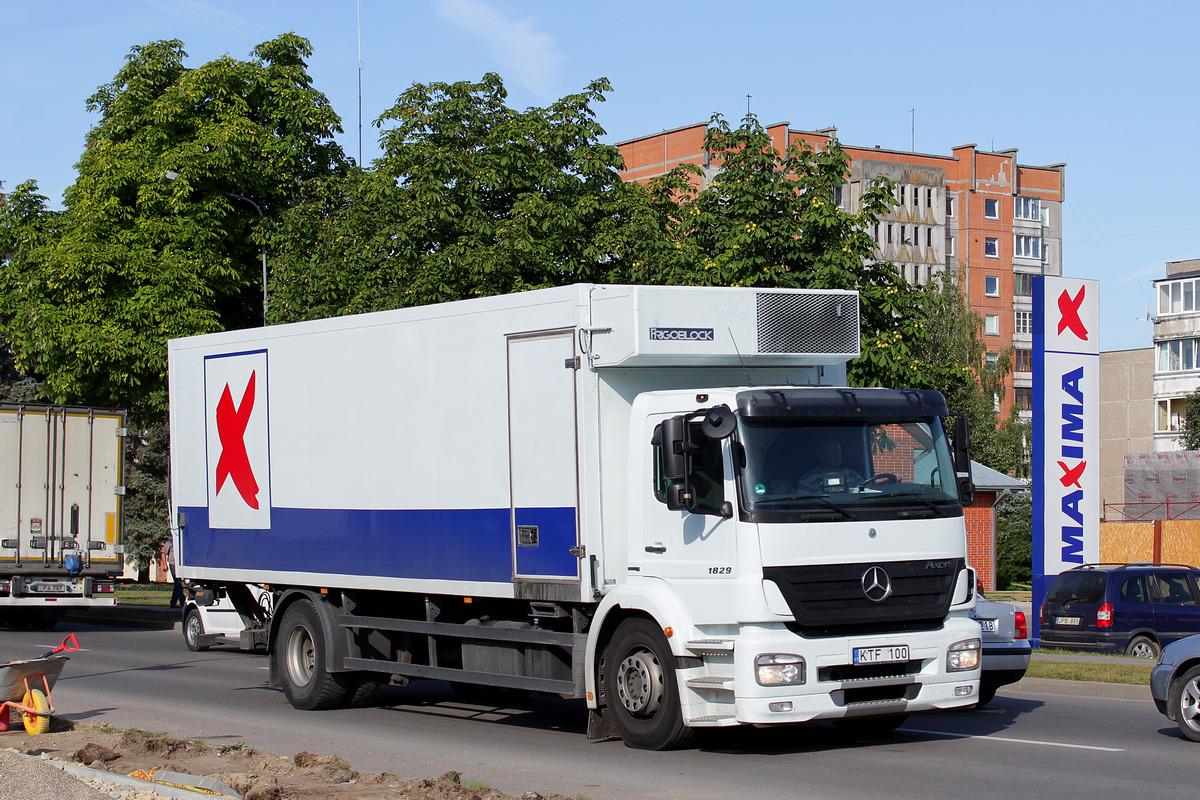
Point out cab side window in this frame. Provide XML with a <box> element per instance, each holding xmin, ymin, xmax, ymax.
<box><xmin>652</xmin><ymin>422</ymin><xmax>724</xmax><ymax>514</ymax></box>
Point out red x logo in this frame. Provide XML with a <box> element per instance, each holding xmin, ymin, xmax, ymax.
<box><xmin>1057</xmin><ymin>287</ymin><xmax>1088</xmax><ymax>341</ymax></box>
<box><xmin>215</xmin><ymin>371</ymin><xmax>260</xmax><ymax>509</ymax></box>
<box><xmin>1058</xmin><ymin>460</ymin><xmax>1086</xmax><ymax>488</ymax></box>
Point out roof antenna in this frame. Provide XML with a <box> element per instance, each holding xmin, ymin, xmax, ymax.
<box><xmin>729</xmin><ymin>327</ymin><xmax>753</xmax><ymax>387</ymax></box>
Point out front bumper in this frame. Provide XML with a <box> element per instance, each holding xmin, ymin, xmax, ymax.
<box><xmin>679</xmin><ymin>619</ymin><xmax>981</xmax><ymax>726</ymax></box>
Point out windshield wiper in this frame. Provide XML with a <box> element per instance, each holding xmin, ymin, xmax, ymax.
<box><xmin>756</xmin><ymin>494</ymin><xmax>858</xmax><ymax>520</ymax></box>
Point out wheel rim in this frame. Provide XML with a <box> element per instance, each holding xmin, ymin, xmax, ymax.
<box><xmin>1131</xmin><ymin>641</ymin><xmax>1156</xmax><ymax>658</ymax></box>
<box><xmin>21</xmin><ymin>689</ymin><xmax>49</xmax><ymax>735</ymax></box>
<box><xmin>186</xmin><ymin>614</ymin><xmax>202</xmax><ymax>647</ymax></box>
<box><xmin>285</xmin><ymin>624</ymin><xmax>317</xmax><ymax>688</ymax></box>
<box><xmin>616</xmin><ymin>647</ymin><xmax>664</xmax><ymax>717</ymax></box>
<box><xmin>1180</xmin><ymin>676</ymin><xmax>1200</xmax><ymax>734</ymax></box>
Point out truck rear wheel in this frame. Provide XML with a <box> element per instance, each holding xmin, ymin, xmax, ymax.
<box><xmin>184</xmin><ymin>608</ymin><xmax>209</xmax><ymax>652</ymax></box>
<box><xmin>604</xmin><ymin>618</ymin><xmax>695</xmax><ymax>750</ymax></box>
<box><xmin>275</xmin><ymin>600</ymin><xmax>349</xmax><ymax>710</ymax></box>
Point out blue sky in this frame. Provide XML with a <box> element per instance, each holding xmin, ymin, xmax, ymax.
<box><xmin>0</xmin><ymin>1</ymin><xmax>1192</xmax><ymax>352</ymax></box>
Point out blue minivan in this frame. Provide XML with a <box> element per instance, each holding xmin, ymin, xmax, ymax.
<box><xmin>1039</xmin><ymin>563</ymin><xmax>1200</xmax><ymax>658</ymax></box>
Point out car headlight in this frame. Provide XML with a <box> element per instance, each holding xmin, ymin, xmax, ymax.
<box><xmin>947</xmin><ymin>638</ymin><xmax>981</xmax><ymax>672</ymax></box>
<box><xmin>755</xmin><ymin>654</ymin><xmax>806</xmax><ymax>686</ymax></box>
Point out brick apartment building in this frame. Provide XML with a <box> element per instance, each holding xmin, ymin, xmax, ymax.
<box><xmin>617</xmin><ymin>122</ymin><xmax>1065</xmax><ymax>421</ymax></box>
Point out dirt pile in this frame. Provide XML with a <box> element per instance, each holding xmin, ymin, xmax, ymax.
<box><xmin>6</xmin><ymin>723</ymin><xmax>577</xmax><ymax>800</ymax></box>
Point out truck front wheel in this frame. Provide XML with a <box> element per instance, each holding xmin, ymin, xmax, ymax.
<box><xmin>604</xmin><ymin>618</ymin><xmax>695</xmax><ymax>750</ymax></box>
<box><xmin>274</xmin><ymin>600</ymin><xmax>349</xmax><ymax>710</ymax></box>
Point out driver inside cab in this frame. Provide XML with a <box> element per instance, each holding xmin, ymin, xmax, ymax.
<box><xmin>799</xmin><ymin>437</ymin><xmax>863</xmax><ymax>493</ymax></box>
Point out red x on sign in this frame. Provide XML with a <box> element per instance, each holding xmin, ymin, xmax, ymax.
<box><xmin>1058</xmin><ymin>460</ymin><xmax>1086</xmax><ymax>489</ymax></box>
<box><xmin>215</xmin><ymin>371</ymin><xmax>260</xmax><ymax>509</ymax></box>
<box><xmin>1057</xmin><ymin>286</ymin><xmax>1089</xmax><ymax>341</ymax></box>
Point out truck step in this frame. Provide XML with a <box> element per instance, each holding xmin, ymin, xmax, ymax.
<box><xmin>685</xmin><ymin>675</ymin><xmax>735</xmax><ymax>691</ymax></box>
<box><xmin>687</xmin><ymin>714</ymin><xmax>737</xmax><ymax>726</ymax></box>
<box><xmin>685</xmin><ymin>639</ymin><xmax>734</xmax><ymax>654</ymax></box>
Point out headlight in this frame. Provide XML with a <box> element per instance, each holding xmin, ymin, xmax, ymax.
<box><xmin>947</xmin><ymin>638</ymin><xmax>981</xmax><ymax>672</ymax></box>
<box><xmin>755</xmin><ymin>654</ymin><xmax>806</xmax><ymax>686</ymax></box>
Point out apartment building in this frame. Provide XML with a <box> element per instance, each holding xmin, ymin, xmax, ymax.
<box><xmin>1152</xmin><ymin>259</ymin><xmax>1200</xmax><ymax>450</ymax></box>
<box><xmin>617</xmin><ymin>122</ymin><xmax>1065</xmax><ymax>419</ymax></box>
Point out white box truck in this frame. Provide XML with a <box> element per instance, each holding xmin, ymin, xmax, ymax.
<box><xmin>168</xmin><ymin>284</ymin><xmax>982</xmax><ymax>749</ymax></box>
<box><xmin>0</xmin><ymin>405</ymin><xmax>125</xmax><ymax>627</ymax></box>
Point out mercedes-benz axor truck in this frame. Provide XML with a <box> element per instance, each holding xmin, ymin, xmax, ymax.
<box><xmin>168</xmin><ymin>284</ymin><xmax>981</xmax><ymax>749</ymax></box>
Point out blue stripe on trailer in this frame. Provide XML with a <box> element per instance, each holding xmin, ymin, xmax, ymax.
<box><xmin>179</xmin><ymin>505</ymin><xmax>577</xmax><ymax>583</ymax></box>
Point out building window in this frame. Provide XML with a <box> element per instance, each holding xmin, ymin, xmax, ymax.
<box><xmin>926</xmin><ymin>187</ymin><xmax>934</xmax><ymax>208</ymax></box>
<box><xmin>1158</xmin><ymin>338</ymin><xmax>1200</xmax><ymax>372</ymax></box>
<box><xmin>887</xmin><ymin>224</ymin><xmax>893</xmax><ymax>244</ymax></box>
<box><xmin>1158</xmin><ymin>398</ymin><xmax>1187</xmax><ymax>433</ymax></box>
<box><xmin>1014</xmin><ymin>387</ymin><xmax>1033</xmax><ymax>411</ymax></box>
<box><xmin>946</xmin><ymin>195</ymin><xmax>956</xmax><ymax>218</ymax></box>
<box><xmin>1015</xmin><ymin>349</ymin><xmax>1032</xmax><ymax>372</ymax></box>
<box><xmin>985</xmin><ymin>237</ymin><xmax>999</xmax><ymax>257</ymax></box>
<box><xmin>1015</xmin><ymin>273</ymin><xmax>1035</xmax><ymax>296</ymax></box>
<box><xmin>833</xmin><ymin>184</ymin><xmax>844</xmax><ymax>207</ymax></box>
<box><xmin>946</xmin><ymin>235</ymin><xmax>955</xmax><ymax>256</ymax></box>
<box><xmin>984</xmin><ymin>198</ymin><xmax>1000</xmax><ymax>219</ymax></box>
<box><xmin>985</xmin><ymin>275</ymin><xmax>1000</xmax><ymax>297</ymax></box>
<box><xmin>985</xmin><ymin>314</ymin><xmax>1000</xmax><ymax>336</ymax></box>
<box><xmin>926</xmin><ymin>227</ymin><xmax>932</xmax><ymax>247</ymax></box>
<box><xmin>1158</xmin><ymin>277</ymin><xmax>1200</xmax><ymax>316</ymax></box>
<box><xmin>1014</xmin><ymin>196</ymin><xmax>1041</xmax><ymax>220</ymax></box>
<box><xmin>1014</xmin><ymin>235</ymin><xmax>1042</xmax><ymax>259</ymax></box>
<box><xmin>899</xmin><ymin>185</ymin><xmax>906</xmax><ymax>205</ymax></box>
<box><xmin>986</xmin><ymin>352</ymin><xmax>999</xmax><ymax>366</ymax></box>
<box><xmin>1015</xmin><ymin>311</ymin><xmax>1032</xmax><ymax>335</ymax></box>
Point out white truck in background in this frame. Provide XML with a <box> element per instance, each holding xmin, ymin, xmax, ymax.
<box><xmin>0</xmin><ymin>405</ymin><xmax>125</xmax><ymax>628</ymax></box>
<box><xmin>169</xmin><ymin>284</ymin><xmax>982</xmax><ymax>749</ymax></box>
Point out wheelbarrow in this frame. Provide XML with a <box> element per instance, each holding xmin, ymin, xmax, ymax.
<box><xmin>0</xmin><ymin>634</ymin><xmax>80</xmax><ymax>735</ymax></box>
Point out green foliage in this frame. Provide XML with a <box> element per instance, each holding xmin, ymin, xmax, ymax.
<box><xmin>271</xmin><ymin>73</ymin><xmax>647</xmax><ymax>319</ymax></box>
<box><xmin>995</xmin><ymin>491</ymin><xmax>1032</xmax><ymax>590</ymax></box>
<box><xmin>123</xmin><ymin>418</ymin><xmax>171</xmax><ymax>570</ymax></box>
<box><xmin>1180</xmin><ymin>386</ymin><xmax>1200</xmax><ymax>451</ymax></box>
<box><xmin>0</xmin><ymin>35</ymin><xmax>347</xmax><ymax>417</ymax></box>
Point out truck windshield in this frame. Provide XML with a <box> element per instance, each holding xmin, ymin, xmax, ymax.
<box><xmin>736</xmin><ymin>416</ymin><xmax>962</xmax><ymax>521</ymax></box>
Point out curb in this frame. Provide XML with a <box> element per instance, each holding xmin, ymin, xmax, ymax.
<box><xmin>40</xmin><ymin>756</ymin><xmax>238</xmax><ymax>799</ymax></box>
<box><xmin>1007</xmin><ymin>676</ymin><xmax>1149</xmax><ymax>701</ymax></box>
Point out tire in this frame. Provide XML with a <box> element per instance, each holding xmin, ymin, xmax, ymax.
<box><xmin>346</xmin><ymin>674</ymin><xmax>381</xmax><ymax>707</ymax></box>
<box><xmin>1125</xmin><ymin>635</ymin><xmax>1160</xmax><ymax>659</ymax></box>
<box><xmin>1170</xmin><ymin>665</ymin><xmax>1200</xmax><ymax>743</ymax></box>
<box><xmin>184</xmin><ymin>608</ymin><xmax>209</xmax><ymax>652</ymax></box>
<box><xmin>603</xmin><ymin>618</ymin><xmax>695</xmax><ymax>750</ymax></box>
<box><xmin>976</xmin><ymin>683</ymin><xmax>998</xmax><ymax>707</ymax></box>
<box><xmin>21</xmin><ymin>688</ymin><xmax>50</xmax><ymax>735</ymax></box>
<box><xmin>833</xmin><ymin>714</ymin><xmax>909</xmax><ymax>739</ymax></box>
<box><xmin>274</xmin><ymin>600</ymin><xmax>350</xmax><ymax>710</ymax></box>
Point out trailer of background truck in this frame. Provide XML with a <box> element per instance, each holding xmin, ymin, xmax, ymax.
<box><xmin>0</xmin><ymin>405</ymin><xmax>125</xmax><ymax>628</ymax></box>
<box><xmin>168</xmin><ymin>284</ymin><xmax>982</xmax><ymax>749</ymax></box>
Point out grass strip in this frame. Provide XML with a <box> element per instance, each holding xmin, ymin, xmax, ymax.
<box><xmin>1026</xmin><ymin>659</ymin><xmax>1152</xmax><ymax>685</ymax></box>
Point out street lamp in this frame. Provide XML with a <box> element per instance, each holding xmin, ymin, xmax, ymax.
<box><xmin>162</xmin><ymin>172</ymin><xmax>268</xmax><ymax>326</ymax></box>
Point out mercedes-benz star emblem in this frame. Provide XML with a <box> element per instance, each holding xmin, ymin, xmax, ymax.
<box><xmin>862</xmin><ymin>566</ymin><xmax>893</xmax><ymax>603</ymax></box>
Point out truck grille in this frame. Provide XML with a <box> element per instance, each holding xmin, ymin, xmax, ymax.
<box><xmin>756</xmin><ymin>292</ymin><xmax>859</xmax><ymax>355</ymax></box>
<box><xmin>763</xmin><ymin>558</ymin><xmax>962</xmax><ymax>637</ymax></box>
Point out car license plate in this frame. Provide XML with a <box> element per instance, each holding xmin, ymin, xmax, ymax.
<box><xmin>978</xmin><ymin>619</ymin><xmax>997</xmax><ymax>633</ymax></box>
<box><xmin>32</xmin><ymin>583</ymin><xmax>68</xmax><ymax>593</ymax></box>
<box><xmin>853</xmin><ymin>644</ymin><xmax>910</xmax><ymax>664</ymax></box>
<box><xmin>1055</xmin><ymin>616</ymin><xmax>1081</xmax><ymax>626</ymax></box>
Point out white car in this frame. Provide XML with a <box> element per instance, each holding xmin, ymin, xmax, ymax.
<box><xmin>182</xmin><ymin>584</ymin><xmax>271</xmax><ymax>652</ymax></box>
<box><xmin>970</xmin><ymin>597</ymin><xmax>1032</xmax><ymax>705</ymax></box>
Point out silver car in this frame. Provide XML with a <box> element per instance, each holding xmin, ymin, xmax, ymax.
<box><xmin>971</xmin><ymin>598</ymin><xmax>1032</xmax><ymax>705</ymax></box>
<box><xmin>1151</xmin><ymin>633</ymin><xmax>1200</xmax><ymax>741</ymax></box>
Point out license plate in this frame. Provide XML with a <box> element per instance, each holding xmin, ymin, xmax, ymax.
<box><xmin>1055</xmin><ymin>616</ymin><xmax>1081</xmax><ymax>626</ymax></box>
<box><xmin>853</xmin><ymin>644</ymin><xmax>910</xmax><ymax>664</ymax></box>
<box><xmin>32</xmin><ymin>583</ymin><xmax>69</xmax><ymax>594</ymax></box>
<box><xmin>978</xmin><ymin>619</ymin><xmax>997</xmax><ymax>633</ymax></box>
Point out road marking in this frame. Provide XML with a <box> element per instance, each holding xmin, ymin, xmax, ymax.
<box><xmin>901</xmin><ymin>728</ymin><xmax>1124</xmax><ymax>752</ymax></box>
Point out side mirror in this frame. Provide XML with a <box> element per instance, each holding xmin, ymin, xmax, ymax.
<box><xmin>700</xmin><ymin>405</ymin><xmax>736</xmax><ymax>439</ymax></box>
<box><xmin>661</xmin><ymin>416</ymin><xmax>689</xmax><ymax>481</ymax></box>
<box><xmin>952</xmin><ymin>415</ymin><xmax>974</xmax><ymax>505</ymax></box>
<box><xmin>666</xmin><ymin>483</ymin><xmax>688</xmax><ymax>511</ymax></box>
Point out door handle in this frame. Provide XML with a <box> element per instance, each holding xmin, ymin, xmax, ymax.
<box><xmin>645</xmin><ymin>543</ymin><xmax>666</xmax><ymax>553</ymax></box>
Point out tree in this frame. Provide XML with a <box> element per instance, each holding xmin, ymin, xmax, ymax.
<box><xmin>624</xmin><ymin>113</ymin><xmax>934</xmax><ymax>390</ymax></box>
<box><xmin>1180</xmin><ymin>387</ymin><xmax>1200</xmax><ymax>451</ymax></box>
<box><xmin>911</xmin><ymin>272</ymin><xmax>1029</xmax><ymax>475</ymax></box>
<box><xmin>271</xmin><ymin>73</ymin><xmax>651</xmax><ymax>321</ymax></box>
<box><xmin>995</xmin><ymin>491</ymin><xmax>1032</xmax><ymax>590</ymax></box>
<box><xmin>0</xmin><ymin>35</ymin><xmax>348</xmax><ymax>417</ymax></box>
<box><xmin>0</xmin><ymin>35</ymin><xmax>348</xmax><ymax>568</ymax></box>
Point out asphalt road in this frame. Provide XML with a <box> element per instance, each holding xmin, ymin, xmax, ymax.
<box><xmin>5</xmin><ymin>616</ymin><xmax>1195</xmax><ymax>800</ymax></box>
